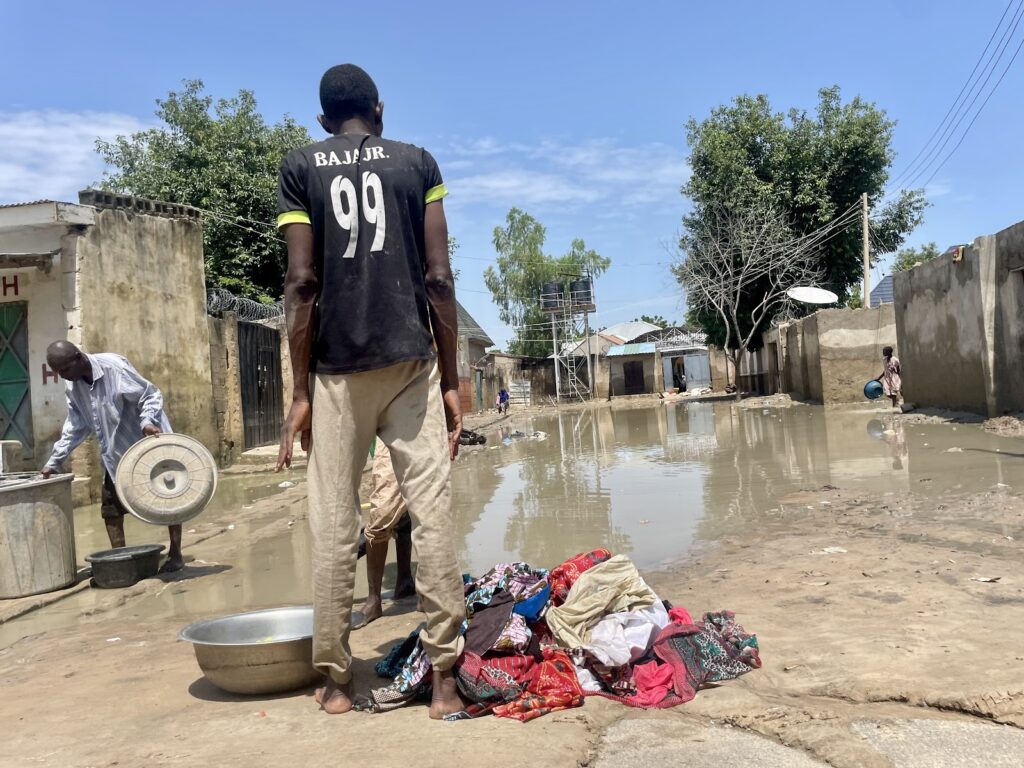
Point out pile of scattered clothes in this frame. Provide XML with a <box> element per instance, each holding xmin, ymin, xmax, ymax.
<box><xmin>354</xmin><ymin>548</ymin><xmax>760</xmax><ymax>722</ymax></box>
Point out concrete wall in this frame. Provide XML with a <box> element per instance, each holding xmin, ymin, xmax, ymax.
<box><xmin>990</xmin><ymin>222</ymin><xmax>1024</xmax><ymax>412</ymax></box>
<box><xmin>481</xmin><ymin>354</ymin><xmax>556</xmax><ymax>407</ymax></box>
<box><xmin>75</xmin><ymin>203</ymin><xmax>219</xmax><ymax>462</ymax></box>
<box><xmin>895</xmin><ymin>218</ymin><xmax>1024</xmax><ymax>415</ymax></box>
<box><xmin>776</xmin><ymin>306</ymin><xmax>896</xmax><ymax>404</ymax></box>
<box><xmin>208</xmin><ymin>313</ymin><xmax>244</xmax><ymax>464</ymax></box>
<box><xmin>815</xmin><ymin>305</ymin><xmax>896</xmax><ymax>403</ymax></box>
<box><xmin>708</xmin><ymin>347</ymin><xmax>731</xmax><ymax>390</ymax></box>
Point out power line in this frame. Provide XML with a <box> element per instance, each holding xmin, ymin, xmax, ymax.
<box><xmin>886</xmin><ymin>0</ymin><xmax>1020</xmax><ymax>191</ymax></box>
<box><xmin>901</xmin><ymin>1</ymin><xmax>1024</xmax><ymax>190</ymax></box>
<box><xmin>888</xmin><ymin>0</ymin><xmax>1024</xmax><ymax>194</ymax></box>
<box><xmin>921</xmin><ymin>33</ymin><xmax>1024</xmax><ymax>188</ymax></box>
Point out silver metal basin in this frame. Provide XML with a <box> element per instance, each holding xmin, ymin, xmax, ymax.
<box><xmin>179</xmin><ymin>606</ymin><xmax>320</xmax><ymax>695</ymax></box>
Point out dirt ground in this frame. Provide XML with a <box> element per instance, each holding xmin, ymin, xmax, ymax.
<box><xmin>2</xmin><ymin>441</ymin><xmax>1023</xmax><ymax>766</ymax></box>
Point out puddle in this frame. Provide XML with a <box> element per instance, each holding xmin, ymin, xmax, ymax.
<box><xmin>450</xmin><ymin>403</ymin><xmax>1024</xmax><ymax>573</ymax></box>
<box><xmin>71</xmin><ymin>470</ymin><xmax>304</xmax><ymax>557</ymax></box>
<box><xmin>4</xmin><ymin>403</ymin><xmax>1022</xmax><ymax>649</ymax></box>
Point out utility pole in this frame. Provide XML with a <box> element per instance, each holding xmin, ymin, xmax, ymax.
<box><xmin>862</xmin><ymin>192</ymin><xmax>870</xmax><ymax>306</ymax></box>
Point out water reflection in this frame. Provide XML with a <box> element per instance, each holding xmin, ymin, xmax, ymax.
<box><xmin>6</xmin><ymin>403</ymin><xmax>1022</xmax><ymax>648</ymax></box>
<box><xmin>452</xmin><ymin>402</ymin><xmax>1024</xmax><ymax>572</ymax></box>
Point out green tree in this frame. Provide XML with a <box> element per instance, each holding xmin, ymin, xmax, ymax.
<box><xmin>892</xmin><ymin>241</ymin><xmax>940</xmax><ymax>272</ymax></box>
<box><xmin>632</xmin><ymin>314</ymin><xmax>676</xmax><ymax>328</ymax></box>
<box><xmin>845</xmin><ymin>285</ymin><xmax>864</xmax><ymax>310</ymax></box>
<box><xmin>681</xmin><ymin>86</ymin><xmax>926</xmax><ymax>348</ymax></box>
<box><xmin>96</xmin><ymin>80</ymin><xmax>312</xmax><ymax>302</ymax></box>
<box><xmin>484</xmin><ymin>208</ymin><xmax>609</xmax><ymax>358</ymax></box>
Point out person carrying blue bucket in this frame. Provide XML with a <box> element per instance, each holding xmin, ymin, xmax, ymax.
<box><xmin>874</xmin><ymin>346</ymin><xmax>902</xmax><ymax>409</ymax></box>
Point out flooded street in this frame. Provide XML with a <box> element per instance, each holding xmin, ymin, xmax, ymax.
<box><xmin>452</xmin><ymin>402</ymin><xmax>1024</xmax><ymax>572</ymax></box>
<box><xmin>4</xmin><ymin>401</ymin><xmax>1023</xmax><ymax>651</ymax></box>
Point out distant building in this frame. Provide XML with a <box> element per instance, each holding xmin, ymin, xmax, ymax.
<box><xmin>870</xmin><ymin>275</ymin><xmax>894</xmax><ymax>307</ymax></box>
<box><xmin>605</xmin><ymin>327</ymin><xmax>712</xmax><ymax>396</ymax></box>
<box><xmin>456</xmin><ymin>301</ymin><xmax>494</xmax><ymax>412</ymax></box>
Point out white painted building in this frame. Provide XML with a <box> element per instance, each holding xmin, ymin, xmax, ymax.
<box><xmin>0</xmin><ymin>201</ymin><xmax>95</xmax><ymax>468</ymax></box>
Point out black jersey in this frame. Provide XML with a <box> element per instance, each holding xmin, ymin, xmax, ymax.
<box><xmin>277</xmin><ymin>133</ymin><xmax>448</xmax><ymax>374</ymax></box>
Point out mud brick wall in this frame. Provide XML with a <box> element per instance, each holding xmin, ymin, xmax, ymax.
<box><xmin>894</xmin><ymin>218</ymin><xmax>1024</xmax><ymax>416</ymax></box>
<box><xmin>779</xmin><ymin>306</ymin><xmax>896</xmax><ymax>404</ymax></box>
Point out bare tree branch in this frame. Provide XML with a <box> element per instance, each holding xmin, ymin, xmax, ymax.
<box><xmin>676</xmin><ymin>203</ymin><xmax>826</xmax><ymax>395</ymax></box>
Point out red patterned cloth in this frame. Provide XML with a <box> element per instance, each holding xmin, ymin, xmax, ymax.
<box><xmin>547</xmin><ymin>548</ymin><xmax>613</xmax><ymax>607</ymax></box>
<box><xmin>494</xmin><ymin>649</ymin><xmax>584</xmax><ymax>722</ymax></box>
<box><xmin>455</xmin><ymin>651</ymin><xmax>536</xmax><ymax>703</ymax></box>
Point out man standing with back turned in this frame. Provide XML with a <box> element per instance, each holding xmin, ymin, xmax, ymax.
<box><xmin>275</xmin><ymin>64</ymin><xmax>466</xmax><ymax>718</ymax></box>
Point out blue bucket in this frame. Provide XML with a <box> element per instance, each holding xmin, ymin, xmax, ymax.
<box><xmin>864</xmin><ymin>380</ymin><xmax>884</xmax><ymax>400</ymax></box>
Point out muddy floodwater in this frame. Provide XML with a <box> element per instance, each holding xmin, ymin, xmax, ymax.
<box><xmin>452</xmin><ymin>402</ymin><xmax>1024</xmax><ymax>572</ymax></box>
<box><xmin>3</xmin><ymin>402</ymin><xmax>1022</xmax><ymax>649</ymax></box>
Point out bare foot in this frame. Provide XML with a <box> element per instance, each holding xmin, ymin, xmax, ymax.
<box><xmin>314</xmin><ymin>677</ymin><xmax>354</xmax><ymax>714</ymax></box>
<box><xmin>160</xmin><ymin>554</ymin><xmax>184</xmax><ymax>573</ymax></box>
<box><xmin>393</xmin><ymin>577</ymin><xmax>417</xmax><ymax>600</ymax></box>
<box><xmin>429</xmin><ymin>668</ymin><xmax>464</xmax><ymax>720</ymax></box>
<box><xmin>353</xmin><ymin>598</ymin><xmax>383</xmax><ymax>630</ymax></box>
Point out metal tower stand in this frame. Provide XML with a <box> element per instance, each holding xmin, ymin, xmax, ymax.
<box><xmin>542</xmin><ymin>277</ymin><xmax>596</xmax><ymax>402</ymax></box>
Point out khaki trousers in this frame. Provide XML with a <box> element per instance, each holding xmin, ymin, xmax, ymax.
<box><xmin>364</xmin><ymin>440</ymin><xmax>407</xmax><ymax>546</ymax></box>
<box><xmin>308</xmin><ymin>359</ymin><xmax>466</xmax><ymax>684</ymax></box>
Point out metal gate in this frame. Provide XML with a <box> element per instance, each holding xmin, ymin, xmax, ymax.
<box><xmin>0</xmin><ymin>302</ymin><xmax>33</xmax><ymax>456</ymax></box>
<box><xmin>238</xmin><ymin>321</ymin><xmax>283</xmax><ymax>450</ymax></box>
<box><xmin>683</xmin><ymin>352</ymin><xmax>712</xmax><ymax>389</ymax></box>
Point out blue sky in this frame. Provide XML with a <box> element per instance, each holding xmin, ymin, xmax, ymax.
<box><xmin>2</xmin><ymin>1</ymin><xmax>1022</xmax><ymax>347</ymax></box>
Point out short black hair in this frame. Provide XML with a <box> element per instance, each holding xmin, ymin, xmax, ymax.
<box><xmin>320</xmin><ymin>64</ymin><xmax>379</xmax><ymax>121</ymax></box>
<box><xmin>883</xmin><ymin>345</ymin><xmax>894</xmax><ymax>356</ymax></box>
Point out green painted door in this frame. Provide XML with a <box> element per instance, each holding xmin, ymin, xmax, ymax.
<box><xmin>0</xmin><ymin>302</ymin><xmax>33</xmax><ymax>456</ymax></box>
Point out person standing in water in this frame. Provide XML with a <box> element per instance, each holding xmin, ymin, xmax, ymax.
<box><xmin>276</xmin><ymin>64</ymin><xmax>466</xmax><ymax>718</ymax></box>
<box><xmin>876</xmin><ymin>345</ymin><xmax>902</xmax><ymax>409</ymax></box>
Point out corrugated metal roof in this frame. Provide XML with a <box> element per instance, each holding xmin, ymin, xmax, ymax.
<box><xmin>456</xmin><ymin>301</ymin><xmax>494</xmax><ymax>346</ymax></box>
<box><xmin>870</xmin><ymin>275</ymin><xmax>894</xmax><ymax>307</ymax></box>
<box><xmin>607</xmin><ymin>342</ymin><xmax>657</xmax><ymax>357</ymax></box>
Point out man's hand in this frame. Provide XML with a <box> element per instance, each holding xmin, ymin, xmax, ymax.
<box><xmin>41</xmin><ymin>467</ymin><xmax>55</xmax><ymax>479</ymax></box>
<box><xmin>442</xmin><ymin>388</ymin><xmax>462</xmax><ymax>461</ymax></box>
<box><xmin>278</xmin><ymin>400</ymin><xmax>312</xmax><ymax>471</ymax></box>
<box><xmin>143</xmin><ymin>424</ymin><xmax>162</xmax><ymax>437</ymax></box>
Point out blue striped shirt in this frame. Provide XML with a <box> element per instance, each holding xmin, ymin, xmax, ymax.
<box><xmin>45</xmin><ymin>353</ymin><xmax>173</xmax><ymax>478</ymax></box>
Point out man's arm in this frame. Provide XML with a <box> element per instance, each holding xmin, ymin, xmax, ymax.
<box><xmin>423</xmin><ymin>200</ymin><xmax>462</xmax><ymax>460</ymax></box>
<box><xmin>277</xmin><ymin>222</ymin><xmax>317</xmax><ymax>470</ymax></box>
<box><xmin>119</xmin><ymin>361</ymin><xmax>165</xmax><ymax>435</ymax></box>
<box><xmin>42</xmin><ymin>397</ymin><xmax>90</xmax><ymax>477</ymax></box>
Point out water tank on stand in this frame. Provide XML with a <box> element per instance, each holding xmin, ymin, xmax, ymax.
<box><xmin>570</xmin><ymin>278</ymin><xmax>593</xmax><ymax>308</ymax></box>
<box><xmin>541</xmin><ymin>281</ymin><xmax>565</xmax><ymax>311</ymax></box>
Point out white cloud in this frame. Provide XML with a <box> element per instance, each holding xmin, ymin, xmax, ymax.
<box><xmin>923</xmin><ymin>179</ymin><xmax>952</xmax><ymax>198</ymax></box>
<box><xmin>454</xmin><ymin>169</ymin><xmax>602</xmax><ymax>206</ymax></box>
<box><xmin>0</xmin><ymin>110</ymin><xmax>148</xmax><ymax>203</ymax></box>
<box><xmin>438</xmin><ymin>137</ymin><xmax>689</xmax><ymax>212</ymax></box>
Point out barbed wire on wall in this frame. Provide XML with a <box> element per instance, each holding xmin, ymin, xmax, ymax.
<box><xmin>206</xmin><ymin>288</ymin><xmax>284</xmax><ymax>322</ymax></box>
